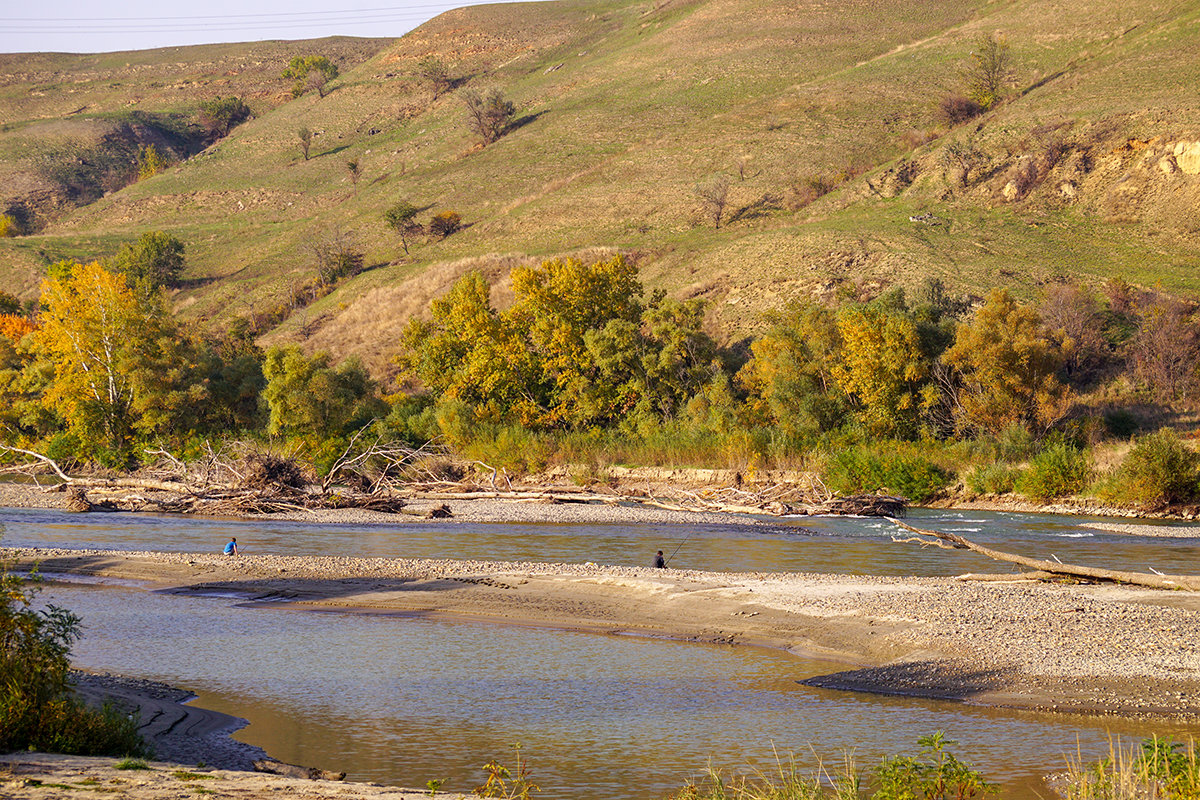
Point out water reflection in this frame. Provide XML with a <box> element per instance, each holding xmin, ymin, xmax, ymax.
<box><xmin>48</xmin><ymin>580</ymin><xmax>1200</xmax><ymax>800</ymax></box>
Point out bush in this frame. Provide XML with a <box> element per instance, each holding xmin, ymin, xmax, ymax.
<box><xmin>938</xmin><ymin>93</ymin><xmax>983</xmax><ymax>125</ymax></box>
<box><xmin>1</xmin><ymin>569</ymin><xmax>149</xmax><ymax>756</ymax></box>
<box><xmin>825</xmin><ymin>445</ymin><xmax>952</xmax><ymax>503</ymax></box>
<box><xmin>429</xmin><ymin>210</ymin><xmax>462</xmax><ymax>239</ymax></box>
<box><xmin>965</xmin><ymin>463</ymin><xmax>1018</xmax><ymax>495</ymax></box>
<box><xmin>1015</xmin><ymin>442</ymin><xmax>1090</xmax><ymax>500</ymax></box>
<box><xmin>0</xmin><ymin>212</ymin><xmax>19</xmax><ymax>237</ymax></box>
<box><xmin>1100</xmin><ymin>429</ymin><xmax>1200</xmax><ymax>508</ymax></box>
<box><xmin>197</xmin><ymin>96</ymin><xmax>251</xmax><ymax>137</ymax></box>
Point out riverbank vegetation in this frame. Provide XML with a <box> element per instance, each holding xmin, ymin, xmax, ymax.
<box><xmin>0</xmin><ymin>567</ymin><xmax>149</xmax><ymax>756</ymax></box>
<box><xmin>665</xmin><ymin>734</ymin><xmax>1200</xmax><ymax>800</ymax></box>
<box><xmin>3</xmin><ymin>253</ymin><xmax>1200</xmax><ymax>513</ymax></box>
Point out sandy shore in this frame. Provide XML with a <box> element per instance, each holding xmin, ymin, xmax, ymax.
<box><xmin>8</xmin><ymin>545</ymin><xmax>1200</xmax><ymax>721</ymax></box>
<box><xmin>0</xmin><ymin>752</ymin><xmax>455</xmax><ymax>800</ymax></box>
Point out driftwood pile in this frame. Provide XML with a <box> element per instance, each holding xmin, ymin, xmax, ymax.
<box><xmin>3</xmin><ymin>442</ymin><xmax>908</xmax><ymax>519</ymax></box>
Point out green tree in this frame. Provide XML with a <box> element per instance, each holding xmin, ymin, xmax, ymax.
<box><xmin>262</xmin><ymin>346</ymin><xmax>386</xmax><ymax>437</ymax></box>
<box><xmin>737</xmin><ymin>300</ymin><xmax>846</xmax><ymax>440</ymax></box>
<box><xmin>397</xmin><ymin>272</ymin><xmax>538</xmax><ymax>423</ymax></box>
<box><xmin>1</xmin><ymin>568</ymin><xmax>148</xmax><ymax>754</ymax></box>
<box><xmin>963</xmin><ymin>33</ymin><xmax>1014</xmax><ymax>111</ymax></box>
<box><xmin>942</xmin><ymin>288</ymin><xmax>1071</xmax><ymax>437</ymax></box>
<box><xmin>463</xmin><ymin>89</ymin><xmax>516</xmax><ymax>145</ymax></box>
<box><xmin>110</xmin><ymin>230</ymin><xmax>186</xmax><ymax>291</ymax></box>
<box><xmin>346</xmin><ymin>158</ymin><xmax>361</xmax><ymax>194</ymax></box>
<box><xmin>197</xmin><ymin>96</ymin><xmax>251</xmax><ymax>137</ymax></box>
<box><xmin>383</xmin><ymin>201</ymin><xmax>423</xmax><ymax>254</ymax></box>
<box><xmin>298</xmin><ymin>127</ymin><xmax>313</xmax><ymax>160</ymax></box>
<box><xmin>282</xmin><ymin>55</ymin><xmax>339</xmax><ymax>98</ymax></box>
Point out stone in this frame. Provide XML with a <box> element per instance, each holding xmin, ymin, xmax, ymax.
<box><xmin>1159</xmin><ymin>155</ymin><xmax>1179</xmax><ymax>175</ymax></box>
<box><xmin>1058</xmin><ymin>181</ymin><xmax>1078</xmax><ymax>198</ymax></box>
<box><xmin>1002</xmin><ymin>181</ymin><xmax>1020</xmax><ymax>201</ymax></box>
<box><xmin>1174</xmin><ymin>141</ymin><xmax>1200</xmax><ymax>174</ymax></box>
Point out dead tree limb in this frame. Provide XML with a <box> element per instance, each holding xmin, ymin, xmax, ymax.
<box><xmin>888</xmin><ymin>517</ymin><xmax>1200</xmax><ymax>591</ymax></box>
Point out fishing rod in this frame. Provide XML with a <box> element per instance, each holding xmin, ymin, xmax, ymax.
<box><xmin>665</xmin><ymin>529</ymin><xmax>695</xmax><ymax>565</ymax></box>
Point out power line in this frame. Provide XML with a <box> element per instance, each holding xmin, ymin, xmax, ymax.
<box><xmin>7</xmin><ymin>3</ymin><xmax>480</xmax><ymax>23</ymax></box>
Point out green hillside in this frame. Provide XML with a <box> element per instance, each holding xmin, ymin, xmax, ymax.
<box><xmin>2</xmin><ymin>0</ymin><xmax>1199</xmax><ymax>377</ymax></box>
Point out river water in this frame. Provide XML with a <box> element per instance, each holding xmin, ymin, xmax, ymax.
<box><xmin>4</xmin><ymin>506</ymin><xmax>1199</xmax><ymax>799</ymax></box>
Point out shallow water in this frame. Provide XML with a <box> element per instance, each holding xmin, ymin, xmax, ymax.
<box><xmin>47</xmin><ymin>579</ymin><xmax>1200</xmax><ymax>800</ymax></box>
<box><xmin>3</xmin><ymin>505</ymin><xmax>1198</xmax><ymax>576</ymax></box>
<box><xmin>8</xmin><ymin>506</ymin><xmax>1200</xmax><ymax>799</ymax></box>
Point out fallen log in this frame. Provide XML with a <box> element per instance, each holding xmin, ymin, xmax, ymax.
<box><xmin>889</xmin><ymin>517</ymin><xmax>1200</xmax><ymax>591</ymax></box>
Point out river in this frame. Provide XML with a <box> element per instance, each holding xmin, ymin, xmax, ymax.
<box><xmin>4</xmin><ymin>505</ymin><xmax>1199</xmax><ymax>799</ymax></box>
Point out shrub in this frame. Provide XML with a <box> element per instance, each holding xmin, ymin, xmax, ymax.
<box><xmin>938</xmin><ymin>93</ymin><xmax>983</xmax><ymax>125</ymax></box>
<box><xmin>429</xmin><ymin>210</ymin><xmax>462</xmax><ymax>239</ymax></box>
<box><xmin>1100</xmin><ymin>429</ymin><xmax>1200</xmax><ymax>508</ymax></box>
<box><xmin>0</xmin><ymin>213</ymin><xmax>19</xmax><ymax>237</ymax></box>
<box><xmin>824</xmin><ymin>446</ymin><xmax>951</xmax><ymax>503</ymax></box>
<box><xmin>197</xmin><ymin>96</ymin><xmax>251</xmax><ymax>137</ymax></box>
<box><xmin>1</xmin><ymin>569</ymin><xmax>149</xmax><ymax>756</ymax></box>
<box><xmin>965</xmin><ymin>463</ymin><xmax>1018</xmax><ymax>495</ymax></box>
<box><xmin>1015</xmin><ymin>442</ymin><xmax>1089</xmax><ymax>500</ymax></box>
<box><xmin>136</xmin><ymin>144</ymin><xmax>170</xmax><ymax>180</ymax></box>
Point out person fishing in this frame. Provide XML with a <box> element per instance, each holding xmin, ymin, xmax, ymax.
<box><xmin>223</xmin><ymin>537</ymin><xmax>240</xmax><ymax>556</ymax></box>
<box><xmin>653</xmin><ymin>550</ymin><xmax>666</xmax><ymax>568</ymax></box>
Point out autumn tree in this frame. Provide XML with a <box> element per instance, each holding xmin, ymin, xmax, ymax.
<box><xmin>283</xmin><ymin>55</ymin><xmax>338</xmax><ymax>98</ymax></box>
<box><xmin>416</xmin><ymin>56</ymin><xmax>453</xmax><ymax>101</ymax></box>
<box><xmin>383</xmin><ymin>201</ymin><xmax>422</xmax><ymax>254</ymax></box>
<box><xmin>833</xmin><ymin>302</ymin><xmax>932</xmax><ymax>438</ymax></box>
<box><xmin>1125</xmin><ymin>292</ymin><xmax>1200</xmax><ymax>404</ymax></box>
<box><xmin>136</xmin><ymin>145</ymin><xmax>169</xmax><ymax>181</ymax></box>
<box><xmin>941</xmin><ymin>288</ymin><xmax>1071</xmax><ymax>437</ymax></box>
<box><xmin>464</xmin><ymin>89</ymin><xmax>516</xmax><ymax>146</ymax></box>
<box><xmin>109</xmin><ymin>230</ymin><xmax>186</xmax><ymax>291</ymax></box>
<box><xmin>396</xmin><ymin>272</ymin><xmax>537</xmax><ymax>423</ymax></box>
<box><xmin>737</xmin><ymin>300</ymin><xmax>846</xmax><ymax>440</ymax></box>
<box><xmin>262</xmin><ymin>346</ymin><xmax>385</xmax><ymax>437</ymax></box>
<box><xmin>24</xmin><ymin>262</ymin><xmax>189</xmax><ymax>460</ymax></box>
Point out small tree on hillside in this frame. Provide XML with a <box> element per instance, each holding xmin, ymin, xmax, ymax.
<box><xmin>137</xmin><ymin>145</ymin><xmax>169</xmax><ymax>180</ymax></box>
<box><xmin>310</xmin><ymin>228</ymin><xmax>364</xmax><ymax>286</ymax></box>
<box><xmin>198</xmin><ymin>96</ymin><xmax>251</xmax><ymax>137</ymax></box>
<box><xmin>347</xmin><ymin>159</ymin><xmax>361</xmax><ymax>194</ymax></box>
<box><xmin>464</xmin><ymin>89</ymin><xmax>516</xmax><ymax>146</ymax></box>
<box><xmin>417</xmin><ymin>56</ymin><xmax>453</xmax><ymax>101</ymax></box>
<box><xmin>695</xmin><ymin>174</ymin><xmax>732</xmax><ymax>229</ymax></box>
<box><xmin>429</xmin><ymin>210</ymin><xmax>462</xmax><ymax>239</ymax></box>
<box><xmin>383</xmin><ymin>201</ymin><xmax>422</xmax><ymax>254</ymax></box>
<box><xmin>298</xmin><ymin>127</ymin><xmax>313</xmax><ymax>161</ymax></box>
<box><xmin>963</xmin><ymin>33</ymin><xmax>1014</xmax><ymax>111</ymax></box>
<box><xmin>283</xmin><ymin>55</ymin><xmax>339</xmax><ymax>98</ymax></box>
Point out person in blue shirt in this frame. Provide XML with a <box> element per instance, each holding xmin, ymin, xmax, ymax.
<box><xmin>223</xmin><ymin>537</ymin><xmax>239</xmax><ymax>556</ymax></box>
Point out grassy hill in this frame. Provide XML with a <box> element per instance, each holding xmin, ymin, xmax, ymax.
<box><xmin>1</xmin><ymin>0</ymin><xmax>1198</xmax><ymax>379</ymax></box>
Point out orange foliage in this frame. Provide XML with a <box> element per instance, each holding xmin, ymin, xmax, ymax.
<box><xmin>0</xmin><ymin>313</ymin><xmax>35</xmax><ymax>343</ymax></box>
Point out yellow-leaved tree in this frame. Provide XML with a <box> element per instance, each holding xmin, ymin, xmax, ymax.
<box><xmin>25</xmin><ymin>261</ymin><xmax>188</xmax><ymax>461</ymax></box>
<box><xmin>941</xmin><ymin>288</ymin><xmax>1072</xmax><ymax>436</ymax></box>
<box><xmin>832</xmin><ymin>304</ymin><xmax>931</xmax><ymax>438</ymax></box>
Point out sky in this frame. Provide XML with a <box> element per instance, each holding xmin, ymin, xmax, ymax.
<box><xmin>1</xmin><ymin>0</ymin><xmax>525</xmax><ymax>54</ymax></box>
